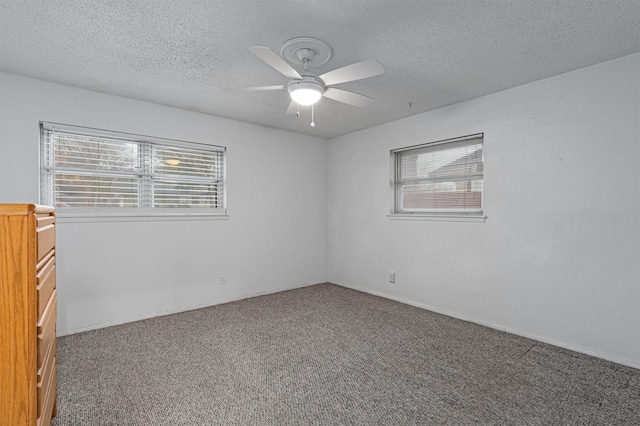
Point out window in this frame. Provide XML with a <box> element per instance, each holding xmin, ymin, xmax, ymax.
<box><xmin>391</xmin><ymin>134</ymin><xmax>483</xmax><ymax>217</ymax></box>
<box><xmin>40</xmin><ymin>123</ymin><xmax>226</xmax><ymax>217</ymax></box>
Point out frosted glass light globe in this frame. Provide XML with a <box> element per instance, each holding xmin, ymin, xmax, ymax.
<box><xmin>288</xmin><ymin>80</ymin><xmax>323</xmax><ymax>105</ymax></box>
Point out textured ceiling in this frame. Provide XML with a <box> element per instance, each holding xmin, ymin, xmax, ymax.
<box><xmin>1</xmin><ymin>0</ymin><xmax>639</xmax><ymax>139</ymax></box>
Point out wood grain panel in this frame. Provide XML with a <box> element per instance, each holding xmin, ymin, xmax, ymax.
<box><xmin>0</xmin><ymin>211</ymin><xmax>37</xmax><ymax>426</ymax></box>
<box><xmin>0</xmin><ymin>204</ymin><xmax>56</xmax><ymax>426</ymax></box>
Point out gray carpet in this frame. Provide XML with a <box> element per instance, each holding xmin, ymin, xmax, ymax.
<box><xmin>52</xmin><ymin>283</ymin><xmax>639</xmax><ymax>425</ymax></box>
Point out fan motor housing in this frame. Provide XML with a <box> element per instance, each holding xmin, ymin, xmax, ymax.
<box><xmin>288</xmin><ymin>75</ymin><xmax>324</xmax><ymax>105</ymax></box>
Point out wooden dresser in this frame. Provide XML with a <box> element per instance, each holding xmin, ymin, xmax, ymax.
<box><xmin>0</xmin><ymin>204</ymin><xmax>57</xmax><ymax>426</ymax></box>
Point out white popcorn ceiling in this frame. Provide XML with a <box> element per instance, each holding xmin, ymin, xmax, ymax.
<box><xmin>1</xmin><ymin>0</ymin><xmax>639</xmax><ymax>139</ymax></box>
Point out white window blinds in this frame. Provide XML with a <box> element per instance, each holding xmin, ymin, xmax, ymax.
<box><xmin>393</xmin><ymin>134</ymin><xmax>483</xmax><ymax>215</ymax></box>
<box><xmin>40</xmin><ymin>123</ymin><xmax>225</xmax><ymax>213</ymax></box>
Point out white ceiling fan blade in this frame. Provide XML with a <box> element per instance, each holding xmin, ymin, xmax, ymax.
<box><xmin>286</xmin><ymin>100</ymin><xmax>299</xmax><ymax>115</ymax></box>
<box><xmin>319</xmin><ymin>59</ymin><xmax>384</xmax><ymax>86</ymax></box>
<box><xmin>249</xmin><ymin>46</ymin><xmax>302</xmax><ymax>79</ymax></box>
<box><xmin>323</xmin><ymin>88</ymin><xmax>374</xmax><ymax>108</ymax></box>
<box><xmin>232</xmin><ymin>85</ymin><xmax>286</xmax><ymax>92</ymax></box>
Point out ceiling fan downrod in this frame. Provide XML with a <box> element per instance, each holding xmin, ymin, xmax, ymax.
<box><xmin>295</xmin><ymin>48</ymin><xmax>317</xmax><ymax>72</ymax></box>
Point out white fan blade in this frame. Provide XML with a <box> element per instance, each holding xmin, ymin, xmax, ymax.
<box><xmin>319</xmin><ymin>59</ymin><xmax>384</xmax><ymax>86</ymax></box>
<box><xmin>249</xmin><ymin>46</ymin><xmax>302</xmax><ymax>79</ymax></box>
<box><xmin>286</xmin><ymin>100</ymin><xmax>298</xmax><ymax>115</ymax></box>
<box><xmin>232</xmin><ymin>85</ymin><xmax>286</xmax><ymax>92</ymax></box>
<box><xmin>323</xmin><ymin>88</ymin><xmax>374</xmax><ymax>108</ymax></box>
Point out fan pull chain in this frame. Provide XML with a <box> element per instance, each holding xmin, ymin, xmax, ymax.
<box><xmin>311</xmin><ymin>104</ymin><xmax>315</xmax><ymax>127</ymax></box>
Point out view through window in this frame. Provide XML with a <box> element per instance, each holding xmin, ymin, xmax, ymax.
<box><xmin>40</xmin><ymin>123</ymin><xmax>225</xmax><ymax>214</ymax></box>
<box><xmin>392</xmin><ymin>134</ymin><xmax>483</xmax><ymax>216</ymax></box>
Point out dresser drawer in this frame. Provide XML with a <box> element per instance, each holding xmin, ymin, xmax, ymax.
<box><xmin>37</xmin><ymin>215</ymin><xmax>55</xmax><ymax>227</ymax></box>
<box><xmin>38</xmin><ymin>361</ymin><xmax>57</xmax><ymax>426</ymax></box>
<box><xmin>37</xmin><ymin>291</ymin><xmax>57</xmax><ymax>368</ymax></box>
<box><xmin>37</xmin><ymin>351</ymin><xmax>56</xmax><ymax>423</ymax></box>
<box><xmin>36</xmin><ymin>255</ymin><xmax>56</xmax><ymax>319</ymax></box>
<box><xmin>36</xmin><ymin>222</ymin><xmax>55</xmax><ymax>263</ymax></box>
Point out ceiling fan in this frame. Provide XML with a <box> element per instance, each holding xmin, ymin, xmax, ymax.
<box><xmin>237</xmin><ymin>37</ymin><xmax>384</xmax><ymax>125</ymax></box>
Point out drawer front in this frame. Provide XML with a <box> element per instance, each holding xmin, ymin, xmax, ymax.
<box><xmin>37</xmin><ymin>215</ymin><xmax>55</xmax><ymax>227</ymax></box>
<box><xmin>37</xmin><ymin>255</ymin><xmax>56</xmax><ymax>318</ymax></box>
<box><xmin>37</xmin><ymin>291</ymin><xmax>57</xmax><ymax>368</ymax></box>
<box><xmin>36</xmin><ymin>223</ymin><xmax>55</xmax><ymax>262</ymax></box>
<box><xmin>37</xmin><ymin>352</ymin><xmax>56</xmax><ymax>424</ymax></box>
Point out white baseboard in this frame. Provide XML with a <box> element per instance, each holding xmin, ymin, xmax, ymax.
<box><xmin>333</xmin><ymin>281</ymin><xmax>640</xmax><ymax>370</ymax></box>
<box><xmin>57</xmin><ymin>280</ymin><xmax>324</xmax><ymax>336</ymax></box>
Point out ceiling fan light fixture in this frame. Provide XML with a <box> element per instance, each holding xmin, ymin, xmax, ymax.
<box><xmin>243</xmin><ymin>39</ymin><xmax>384</xmax><ymax>116</ymax></box>
<box><xmin>288</xmin><ymin>80</ymin><xmax>323</xmax><ymax>106</ymax></box>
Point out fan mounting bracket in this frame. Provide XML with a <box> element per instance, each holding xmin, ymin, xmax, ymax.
<box><xmin>280</xmin><ymin>37</ymin><xmax>332</xmax><ymax>69</ymax></box>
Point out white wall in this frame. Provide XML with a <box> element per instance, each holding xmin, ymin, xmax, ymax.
<box><xmin>2</xmin><ymin>53</ymin><xmax>639</xmax><ymax>368</ymax></box>
<box><xmin>328</xmin><ymin>53</ymin><xmax>640</xmax><ymax>368</ymax></box>
<box><xmin>0</xmin><ymin>72</ymin><xmax>328</xmax><ymax>334</ymax></box>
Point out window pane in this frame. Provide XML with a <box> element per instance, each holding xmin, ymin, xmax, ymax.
<box><xmin>153</xmin><ymin>179</ymin><xmax>222</xmax><ymax>208</ymax></box>
<box><xmin>401</xmin><ymin>179</ymin><xmax>482</xmax><ymax>211</ymax></box>
<box><xmin>399</xmin><ymin>139</ymin><xmax>483</xmax><ymax>181</ymax></box>
<box><xmin>54</xmin><ymin>133</ymin><xmax>138</xmax><ymax>173</ymax></box>
<box><xmin>153</xmin><ymin>146</ymin><xmax>224</xmax><ymax>179</ymax></box>
<box><xmin>41</xmin><ymin>123</ymin><xmax>226</xmax><ymax>214</ymax></box>
<box><xmin>394</xmin><ymin>135</ymin><xmax>483</xmax><ymax>214</ymax></box>
<box><xmin>55</xmin><ymin>174</ymin><xmax>138</xmax><ymax>207</ymax></box>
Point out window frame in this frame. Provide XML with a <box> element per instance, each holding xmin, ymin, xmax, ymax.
<box><xmin>389</xmin><ymin>133</ymin><xmax>486</xmax><ymax>222</ymax></box>
<box><xmin>40</xmin><ymin>122</ymin><xmax>227</xmax><ymax>222</ymax></box>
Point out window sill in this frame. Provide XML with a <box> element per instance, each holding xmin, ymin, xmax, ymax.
<box><xmin>387</xmin><ymin>213</ymin><xmax>486</xmax><ymax>223</ymax></box>
<box><xmin>56</xmin><ymin>210</ymin><xmax>229</xmax><ymax>223</ymax></box>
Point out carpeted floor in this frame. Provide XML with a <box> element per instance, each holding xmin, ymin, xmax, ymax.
<box><xmin>51</xmin><ymin>283</ymin><xmax>639</xmax><ymax>425</ymax></box>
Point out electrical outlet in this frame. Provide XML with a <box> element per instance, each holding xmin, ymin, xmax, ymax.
<box><xmin>220</xmin><ymin>275</ymin><xmax>226</xmax><ymax>285</ymax></box>
<box><xmin>389</xmin><ymin>271</ymin><xmax>396</xmax><ymax>283</ymax></box>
